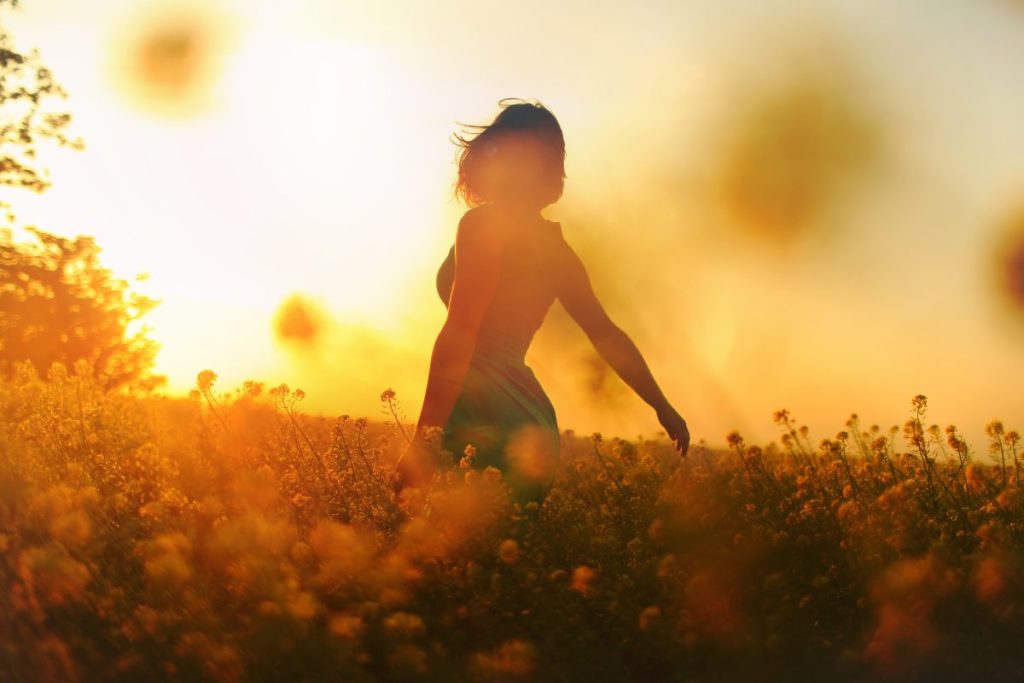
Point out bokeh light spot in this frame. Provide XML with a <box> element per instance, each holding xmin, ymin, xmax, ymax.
<box><xmin>109</xmin><ymin>2</ymin><xmax>232</xmax><ymax>116</ymax></box>
<box><xmin>504</xmin><ymin>423</ymin><xmax>557</xmax><ymax>485</ymax></box>
<box><xmin>714</xmin><ymin>67</ymin><xmax>879</xmax><ymax>245</ymax></box>
<box><xmin>992</xmin><ymin>212</ymin><xmax>1024</xmax><ymax>321</ymax></box>
<box><xmin>273</xmin><ymin>293</ymin><xmax>327</xmax><ymax>347</ymax></box>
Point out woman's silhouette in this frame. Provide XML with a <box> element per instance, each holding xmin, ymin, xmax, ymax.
<box><xmin>395</xmin><ymin>98</ymin><xmax>689</xmax><ymax>505</ymax></box>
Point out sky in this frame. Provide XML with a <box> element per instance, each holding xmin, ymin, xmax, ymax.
<box><xmin>2</xmin><ymin>0</ymin><xmax>1024</xmax><ymax>452</ymax></box>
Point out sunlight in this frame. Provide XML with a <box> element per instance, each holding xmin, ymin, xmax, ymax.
<box><xmin>1</xmin><ymin>0</ymin><xmax>1022</xmax><ymax>445</ymax></box>
<box><xmin>1</xmin><ymin>3</ymin><xmax>453</xmax><ymax>395</ymax></box>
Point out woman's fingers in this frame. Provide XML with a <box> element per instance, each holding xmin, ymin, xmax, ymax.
<box><xmin>673</xmin><ymin>421</ymin><xmax>690</xmax><ymax>456</ymax></box>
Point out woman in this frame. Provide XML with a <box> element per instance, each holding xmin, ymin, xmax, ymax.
<box><xmin>394</xmin><ymin>98</ymin><xmax>689</xmax><ymax>505</ymax></box>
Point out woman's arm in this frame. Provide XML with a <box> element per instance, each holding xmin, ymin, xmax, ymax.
<box><xmin>556</xmin><ymin>236</ymin><xmax>690</xmax><ymax>455</ymax></box>
<box><xmin>411</xmin><ymin>209</ymin><xmax>503</xmax><ymax>440</ymax></box>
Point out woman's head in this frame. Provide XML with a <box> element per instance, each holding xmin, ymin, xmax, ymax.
<box><xmin>451</xmin><ymin>98</ymin><xmax>566</xmax><ymax>210</ymax></box>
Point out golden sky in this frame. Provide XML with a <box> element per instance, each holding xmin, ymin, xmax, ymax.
<box><xmin>3</xmin><ymin>0</ymin><xmax>1024</xmax><ymax>450</ymax></box>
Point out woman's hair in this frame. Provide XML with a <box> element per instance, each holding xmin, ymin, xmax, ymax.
<box><xmin>450</xmin><ymin>97</ymin><xmax>566</xmax><ymax>208</ymax></box>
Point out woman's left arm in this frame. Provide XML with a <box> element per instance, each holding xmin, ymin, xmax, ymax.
<box><xmin>395</xmin><ymin>209</ymin><xmax>502</xmax><ymax>487</ymax></box>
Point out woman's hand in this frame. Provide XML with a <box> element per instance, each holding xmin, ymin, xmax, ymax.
<box><xmin>656</xmin><ymin>403</ymin><xmax>690</xmax><ymax>457</ymax></box>
<box><xmin>392</xmin><ymin>433</ymin><xmax>438</xmax><ymax>493</ymax></box>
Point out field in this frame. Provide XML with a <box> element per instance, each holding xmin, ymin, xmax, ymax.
<box><xmin>2</xmin><ymin>360</ymin><xmax>1023</xmax><ymax>683</ymax></box>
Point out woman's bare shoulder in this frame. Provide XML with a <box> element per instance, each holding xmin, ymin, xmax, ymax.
<box><xmin>542</xmin><ymin>217</ymin><xmax>564</xmax><ymax>241</ymax></box>
<box><xmin>456</xmin><ymin>206</ymin><xmax>508</xmax><ymax>253</ymax></box>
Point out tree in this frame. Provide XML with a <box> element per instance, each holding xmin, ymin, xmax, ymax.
<box><xmin>0</xmin><ymin>1</ymin><xmax>164</xmax><ymax>391</ymax></box>
<box><xmin>0</xmin><ymin>226</ymin><xmax>166</xmax><ymax>391</ymax></box>
<box><xmin>0</xmin><ymin>0</ymin><xmax>84</xmax><ymax>220</ymax></box>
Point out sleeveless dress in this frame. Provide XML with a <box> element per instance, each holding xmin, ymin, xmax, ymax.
<box><xmin>435</xmin><ymin>213</ymin><xmax>565</xmax><ymax>506</ymax></box>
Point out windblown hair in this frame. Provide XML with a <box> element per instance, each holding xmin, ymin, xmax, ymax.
<box><xmin>450</xmin><ymin>98</ymin><xmax>566</xmax><ymax>208</ymax></box>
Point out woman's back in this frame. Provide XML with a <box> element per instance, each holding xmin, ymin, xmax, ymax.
<box><xmin>436</xmin><ymin>209</ymin><xmax>566</xmax><ymax>363</ymax></box>
<box><xmin>434</xmin><ymin>207</ymin><xmax>566</xmax><ymax>504</ymax></box>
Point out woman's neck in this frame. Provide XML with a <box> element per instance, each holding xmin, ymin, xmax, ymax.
<box><xmin>489</xmin><ymin>200</ymin><xmax>542</xmax><ymax>222</ymax></box>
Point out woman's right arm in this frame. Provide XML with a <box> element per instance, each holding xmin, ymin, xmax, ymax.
<box><xmin>394</xmin><ymin>209</ymin><xmax>503</xmax><ymax>489</ymax></box>
<box><xmin>555</xmin><ymin>234</ymin><xmax>690</xmax><ymax>455</ymax></box>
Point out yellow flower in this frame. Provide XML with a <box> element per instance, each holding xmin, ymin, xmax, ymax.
<box><xmin>287</xmin><ymin>592</ymin><xmax>319</xmax><ymax>620</ymax></box>
<box><xmin>638</xmin><ymin>606</ymin><xmax>661</xmax><ymax>630</ymax></box>
<box><xmin>383</xmin><ymin>611</ymin><xmax>425</xmax><ymax>638</ymax></box>
<box><xmin>570</xmin><ymin>565</ymin><xmax>597</xmax><ymax>596</ymax></box>
<box><xmin>498</xmin><ymin>539</ymin><xmax>520</xmax><ymax>565</ymax></box>
<box><xmin>328</xmin><ymin>613</ymin><xmax>365</xmax><ymax>641</ymax></box>
<box><xmin>196</xmin><ymin>369</ymin><xmax>217</xmax><ymax>391</ymax></box>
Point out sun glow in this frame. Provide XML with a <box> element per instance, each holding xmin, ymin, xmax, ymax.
<box><xmin>3</xmin><ymin>2</ymin><xmax>462</xmax><ymax>400</ymax></box>
<box><xmin>2</xmin><ymin>0</ymin><xmax>1023</xmax><ymax>448</ymax></box>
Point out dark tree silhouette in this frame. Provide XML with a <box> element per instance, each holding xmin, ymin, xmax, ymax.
<box><xmin>0</xmin><ymin>226</ymin><xmax>166</xmax><ymax>391</ymax></box>
<box><xmin>0</xmin><ymin>1</ymin><xmax>163</xmax><ymax>391</ymax></box>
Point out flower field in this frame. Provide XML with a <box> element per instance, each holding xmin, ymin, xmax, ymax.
<box><xmin>2</xmin><ymin>360</ymin><xmax>1023</xmax><ymax>682</ymax></box>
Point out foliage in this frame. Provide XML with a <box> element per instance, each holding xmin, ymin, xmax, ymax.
<box><xmin>0</xmin><ymin>227</ymin><xmax>165</xmax><ymax>392</ymax></box>
<box><xmin>2</xmin><ymin>365</ymin><xmax>1023</xmax><ymax>682</ymax></box>
<box><xmin>0</xmin><ymin>0</ymin><xmax>83</xmax><ymax>219</ymax></box>
<box><xmin>0</xmin><ymin>3</ymin><xmax>161</xmax><ymax>394</ymax></box>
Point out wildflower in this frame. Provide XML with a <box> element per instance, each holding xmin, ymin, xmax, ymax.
<box><xmin>570</xmin><ymin>565</ymin><xmax>597</xmax><ymax>596</ymax></box>
<box><xmin>837</xmin><ymin>501</ymin><xmax>858</xmax><ymax>522</ymax></box>
<box><xmin>17</xmin><ymin>546</ymin><xmax>91</xmax><ymax>607</ymax></box>
<box><xmin>459</xmin><ymin>443</ymin><xmax>477</xmax><ymax>469</ymax></box>
<box><xmin>965</xmin><ymin>464</ymin><xmax>985</xmax><ymax>493</ymax></box>
<box><xmin>498</xmin><ymin>539</ymin><xmax>519</xmax><ymax>565</ymax></box>
<box><xmin>141</xmin><ymin>532</ymin><xmax>193</xmax><ymax>589</ymax></box>
<box><xmin>470</xmin><ymin>639</ymin><xmax>537</xmax><ymax>678</ymax></box>
<box><xmin>287</xmin><ymin>592</ymin><xmax>319</xmax><ymax>620</ymax></box>
<box><xmin>290</xmin><ymin>541</ymin><xmax>314</xmax><ymax>567</ymax></box>
<box><xmin>196</xmin><ymin>369</ymin><xmax>217</xmax><ymax>391</ymax></box>
<box><xmin>291</xmin><ymin>492</ymin><xmax>313</xmax><ymax>509</ymax></box>
<box><xmin>49</xmin><ymin>510</ymin><xmax>91</xmax><ymax>549</ymax></box>
<box><xmin>384</xmin><ymin>611</ymin><xmax>426</xmax><ymax>638</ymax></box>
<box><xmin>638</xmin><ymin>606</ymin><xmax>661</xmax><ymax>630</ymax></box>
<box><xmin>328</xmin><ymin>613</ymin><xmax>365</xmax><ymax>641</ymax></box>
